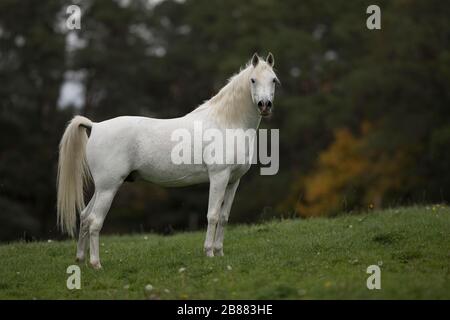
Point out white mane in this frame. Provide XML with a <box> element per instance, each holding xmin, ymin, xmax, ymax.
<box><xmin>190</xmin><ymin>59</ymin><xmax>274</xmax><ymax>127</ymax></box>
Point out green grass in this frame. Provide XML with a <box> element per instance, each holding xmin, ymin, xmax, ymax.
<box><xmin>1</xmin><ymin>206</ymin><xmax>450</xmax><ymax>299</ymax></box>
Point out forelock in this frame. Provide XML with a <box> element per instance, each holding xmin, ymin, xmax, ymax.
<box><xmin>252</xmin><ymin>60</ymin><xmax>276</xmax><ymax>79</ymax></box>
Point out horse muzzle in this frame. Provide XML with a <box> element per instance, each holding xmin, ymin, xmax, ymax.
<box><xmin>257</xmin><ymin>100</ymin><xmax>273</xmax><ymax>118</ymax></box>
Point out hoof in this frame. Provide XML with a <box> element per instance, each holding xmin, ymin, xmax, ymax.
<box><xmin>214</xmin><ymin>248</ymin><xmax>224</xmax><ymax>257</ymax></box>
<box><xmin>75</xmin><ymin>256</ymin><xmax>85</xmax><ymax>263</ymax></box>
<box><xmin>90</xmin><ymin>261</ymin><xmax>102</xmax><ymax>270</ymax></box>
<box><xmin>204</xmin><ymin>248</ymin><xmax>214</xmax><ymax>257</ymax></box>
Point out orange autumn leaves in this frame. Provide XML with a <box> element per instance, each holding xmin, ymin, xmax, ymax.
<box><xmin>289</xmin><ymin>122</ymin><xmax>416</xmax><ymax>217</ymax></box>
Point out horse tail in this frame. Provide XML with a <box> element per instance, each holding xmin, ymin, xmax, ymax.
<box><xmin>57</xmin><ymin>115</ymin><xmax>93</xmax><ymax>237</ymax></box>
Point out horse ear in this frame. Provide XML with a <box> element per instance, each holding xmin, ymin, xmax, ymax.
<box><xmin>251</xmin><ymin>53</ymin><xmax>259</xmax><ymax>67</ymax></box>
<box><xmin>266</xmin><ymin>52</ymin><xmax>275</xmax><ymax>67</ymax></box>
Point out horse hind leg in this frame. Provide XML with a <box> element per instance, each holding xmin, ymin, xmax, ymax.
<box><xmin>75</xmin><ymin>193</ymin><xmax>97</xmax><ymax>262</ymax></box>
<box><xmin>87</xmin><ymin>187</ymin><xmax>119</xmax><ymax>269</ymax></box>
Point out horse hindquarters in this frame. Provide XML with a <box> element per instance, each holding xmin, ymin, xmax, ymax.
<box><xmin>81</xmin><ymin>123</ymin><xmax>134</xmax><ymax>268</ymax></box>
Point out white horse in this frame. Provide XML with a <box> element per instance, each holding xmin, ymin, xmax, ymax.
<box><xmin>57</xmin><ymin>53</ymin><xmax>279</xmax><ymax>269</ymax></box>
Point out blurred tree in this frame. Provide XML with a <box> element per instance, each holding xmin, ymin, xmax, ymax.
<box><xmin>0</xmin><ymin>0</ymin><xmax>67</xmax><ymax>240</ymax></box>
<box><xmin>285</xmin><ymin>123</ymin><xmax>416</xmax><ymax>217</ymax></box>
<box><xmin>283</xmin><ymin>0</ymin><xmax>450</xmax><ymax>216</ymax></box>
<box><xmin>0</xmin><ymin>0</ymin><xmax>449</xmax><ymax>241</ymax></box>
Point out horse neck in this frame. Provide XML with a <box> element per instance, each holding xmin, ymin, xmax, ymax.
<box><xmin>207</xmin><ymin>68</ymin><xmax>261</xmax><ymax>130</ymax></box>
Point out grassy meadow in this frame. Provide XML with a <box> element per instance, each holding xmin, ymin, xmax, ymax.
<box><xmin>0</xmin><ymin>206</ymin><xmax>449</xmax><ymax>299</ymax></box>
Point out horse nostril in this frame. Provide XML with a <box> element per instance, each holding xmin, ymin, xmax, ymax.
<box><xmin>257</xmin><ymin>101</ymin><xmax>263</xmax><ymax>107</ymax></box>
<box><xmin>267</xmin><ymin>101</ymin><xmax>272</xmax><ymax>108</ymax></box>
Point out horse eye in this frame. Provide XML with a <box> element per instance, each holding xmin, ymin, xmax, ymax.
<box><xmin>251</xmin><ymin>78</ymin><xmax>255</xmax><ymax>84</ymax></box>
<box><xmin>272</xmin><ymin>78</ymin><xmax>277</xmax><ymax>83</ymax></box>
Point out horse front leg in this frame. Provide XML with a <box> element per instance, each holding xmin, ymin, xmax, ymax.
<box><xmin>204</xmin><ymin>170</ymin><xmax>230</xmax><ymax>257</ymax></box>
<box><xmin>213</xmin><ymin>179</ymin><xmax>240</xmax><ymax>256</ymax></box>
